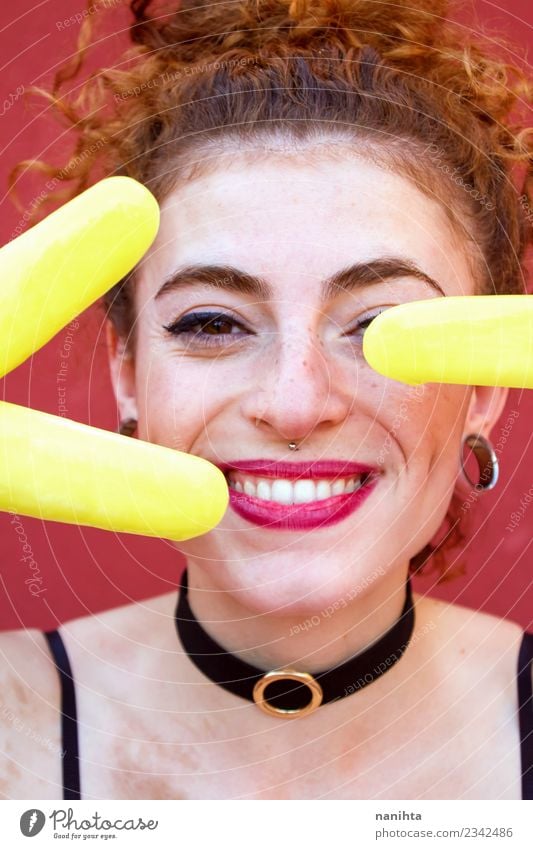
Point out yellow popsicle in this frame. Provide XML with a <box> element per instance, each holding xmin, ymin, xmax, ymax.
<box><xmin>0</xmin><ymin>176</ymin><xmax>160</xmax><ymax>378</ymax></box>
<box><xmin>0</xmin><ymin>401</ymin><xmax>228</xmax><ymax>540</ymax></box>
<box><xmin>0</xmin><ymin>176</ymin><xmax>228</xmax><ymax>540</ymax></box>
<box><xmin>362</xmin><ymin>295</ymin><xmax>533</xmax><ymax>388</ymax></box>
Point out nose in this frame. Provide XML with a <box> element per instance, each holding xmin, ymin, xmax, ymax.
<box><xmin>241</xmin><ymin>331</ymin><xmax>353</xmax><ymax>443</ymax></box>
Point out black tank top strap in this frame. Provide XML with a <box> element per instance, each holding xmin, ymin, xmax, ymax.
<box><xmin>43</xmin><ymin>628</ymin><xmax>81</xmax><ymax>800</ymax></box>
<box><xmin>517</xmin><ymin>630</ymin><xmax>533</xmax><ymax>801</ymax></box>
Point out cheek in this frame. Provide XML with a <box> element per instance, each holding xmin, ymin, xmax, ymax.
<box><xmin>375</xmin><ymin>383</ymin><xmax>469</xmax><ymax>469</ymax></box>
<box><xmin>423</xmin><ymin>384</ymin><xmax>470</xmax><ymax>441</ymax></box>
<box><xmin>404</xmin><ymin>384</ymin><xmax>470</xmax><ymax>480</ymax></box>
<box><xmin>134</xmin><ymin>350</ymin><xmax>241</xmax><ymax>449</ymax></box>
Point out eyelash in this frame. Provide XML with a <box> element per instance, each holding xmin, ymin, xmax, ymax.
<box><xmin>163</xmin><ymin>311</ymin><xmax>247</xmax><ymax>348</ymax></box>
<box><xmin>162</xmin><ymin>310</ymin><xmax>385</xmax><ymax>348</ymax></box>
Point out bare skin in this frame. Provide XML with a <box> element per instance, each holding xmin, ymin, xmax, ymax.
<box><xmin>0</xmin><ymin>593</ymin><xmax>526</xmax><ymax>800</ymax></box>
<box><xmin>0</xmin><ymin>148</ymin><xmax>528</xmax><ymax>799</ymax></box>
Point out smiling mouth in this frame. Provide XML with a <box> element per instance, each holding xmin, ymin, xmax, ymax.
<box><xmin>226</xmin><ymin>471</ymin><xmax>372</xmax><ymax>505</ymax></box>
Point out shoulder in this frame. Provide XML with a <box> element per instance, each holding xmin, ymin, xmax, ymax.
<box><xmin>0</xmin><ymin>627</ymin><xmax>61</xmax><ymax>716</ymax></box>
<box><xmin>412</xmin><ymin>591</ymin><xmax>525</xmax><ymax>677</ymax></box>
<box><xmin>56</xmin><ymin>591</ymin><xmax>178</xmax><ymax>690</ymax></box>
<box><xmin>414</xmin><ymin>593</ymin><xmax>524</xmax><ymax>646</ymax></box>
<box><xmin>0</xmin><ymin>590</ymin><xmax>177</xmax><ymax>798</ymax></box>
<box><xmin>0</xmin><ymin>627</ymin><xmax>63</xmax><ymax>798</ymax></box>
<box><xmin>60</xmin><ymin>590</ymin><xmax>177</xmax><ymax>648</ymax></box>
<box><xmin>413</xmin><ymin>589</ymin><xmax>525</xmax><ymax>639</ymax></box>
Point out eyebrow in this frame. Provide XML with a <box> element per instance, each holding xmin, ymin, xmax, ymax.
<box><xmin>154</xmin><ymin>257</ymin><xmax>446</xmax><ymax>301</ymax></box>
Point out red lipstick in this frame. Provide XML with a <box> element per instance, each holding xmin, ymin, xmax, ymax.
<box><xmin>218</xmin><ymin>459</ymin><xmax>380</xmax><ymax>531</ymax></box>
<box><xmin>218</xmin><ymin>460</ymin><xmax>377</xmax><ymax>479</ymax></box>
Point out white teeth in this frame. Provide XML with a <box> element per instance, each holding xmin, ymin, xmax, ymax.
<box><xmin>244</xmin><ymin>480</ymin><xmax>256</xmax><ymax>497</ymax></box>
<box><xmin>316</xmin><ymin>480</ymin><xmax>332</xmax><ymax>500</ymax></box>
<box><xmin>256</xmin><ymin>479</ymin><xmax>271</xmax><ymax>501</ymax></box>
<box><xmin>229</xmin><ymin>474</ymin><xmax>366</xmax><ymax>505</ymax></box>
<box><xmin>331</xmin><ymin>479</ymin><xmax>346</xmax><ymax>496</ymax></box>
<box><xmin>293</xmin><ymin>480</ymin><xmax>317</xmax><ymax>503</ymax></box>
<box><xmin>271</xmin><ymin>479</ymin><xmax>293</xmax><ymax>505</ymax></box>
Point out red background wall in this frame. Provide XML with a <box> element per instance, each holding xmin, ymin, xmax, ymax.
<box><xmin>0</xmin><ymin>0</ymin><xmax>531</xmax><ymax>632</ymax></box>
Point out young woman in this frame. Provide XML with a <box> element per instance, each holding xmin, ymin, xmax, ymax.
<box><xmin>2</xmin><ymin>0</ymin><xmax>532</xmax><ymax>800</ymax></box>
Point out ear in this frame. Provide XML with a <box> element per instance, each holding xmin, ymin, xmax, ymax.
<box><xmin>105</xmin><ymin>319</ymin><xmax>138</xmax><ymax>422</ymax></box>
<box><xmin>462</xmin><ymin>384</ymin><xmax>509</xmax><ymax>439</ymax></box>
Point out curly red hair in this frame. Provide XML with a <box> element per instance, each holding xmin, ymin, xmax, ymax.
<box><xmin>8</xmin><ymin>0</ymin><xmax>533</xmax><ymax>582</ymax></box>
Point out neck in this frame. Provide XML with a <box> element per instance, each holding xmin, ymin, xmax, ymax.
<box><xmin>182</xmin><ymin>563</ymin><xmax>411</xmax><ymax>673</ymax></box>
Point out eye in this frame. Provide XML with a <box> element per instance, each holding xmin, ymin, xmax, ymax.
<box><xmin>162</xmin><ymin>310</ymin><xmax>248</xmax><ymax>348</ymax></box>
<box><xmin>348</xmin><ymin>309</ymin><xmax>386</xmax><ymax>338</ymax></box>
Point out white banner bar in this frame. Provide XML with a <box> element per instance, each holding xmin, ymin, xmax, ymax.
<box><xmin>1</xmin><ymin>799</ymin><xmax>531</xmax><ymax>848</ymax></box>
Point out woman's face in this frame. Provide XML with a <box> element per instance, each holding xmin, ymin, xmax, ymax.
<box><xmin>108</xmin><ymin>152</ymin><xmax>507</xmax><ymax>613</ymax></box>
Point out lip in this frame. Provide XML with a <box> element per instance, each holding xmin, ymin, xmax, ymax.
<box><xmin>218</xmin><ymin>459</ymin><xmax>378</xmax><ymax>480</ymax></box>
<box><xmin>217</xmin><ymin>459</ymin><xmax>380</xmax><ymax>531</ymax></box>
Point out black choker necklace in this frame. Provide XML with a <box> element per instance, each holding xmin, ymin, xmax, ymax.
<box><xmin>175</xmin><ymin>569</ymin><xmax>415</xmax><ymax>718</ymax></box>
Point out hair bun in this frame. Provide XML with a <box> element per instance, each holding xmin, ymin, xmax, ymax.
<box><xmin>129</xmin><ymin>0</ymin><xmax>448</xmax><ymax>67</ymax></box>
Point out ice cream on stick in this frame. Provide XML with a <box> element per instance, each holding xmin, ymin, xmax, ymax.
<box><xmin>0</xmin><ymin>176</ymin><xmax>159</xmax><ymax>378</ymax></box>
<box><xmin>362</xmin><ymin>295</ymin><xmax>533</xmax><ymax>388</ymax></box>
<box><xmin>0</xmin><ymin>402</ymin><xmax>228</xmax><ymax>540</ymax></box>
<box><xmin>0</xmin><ymin>177</ymin><xmax>229</xmax><ymax>540</ymax></box>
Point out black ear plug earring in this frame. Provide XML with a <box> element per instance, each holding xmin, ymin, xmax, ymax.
<box><xmin>118</xmin><ymin>417</ymin><xmax>137</xmax><ymax>437</ymax></box>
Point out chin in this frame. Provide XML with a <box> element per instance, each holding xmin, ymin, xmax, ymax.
<box><xmin>193</xmin><ymin>555</ymin><xmax>386</xmax><ymax>618</ymax></box>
